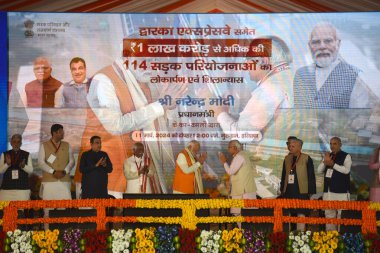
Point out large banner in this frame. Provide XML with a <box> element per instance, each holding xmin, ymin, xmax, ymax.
<box><xmin>5</xmin><ymin>12</ymin><xmax>380</xmax><ymax>198</ymax></box>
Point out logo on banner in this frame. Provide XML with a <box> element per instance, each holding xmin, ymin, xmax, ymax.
<box><xmin>24</xmin><ymin>19</ymin><xmax>34</xmax><ymax>38</ymax></box>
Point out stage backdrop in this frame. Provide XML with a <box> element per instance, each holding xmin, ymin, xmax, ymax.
<box><xmin>2</xmin><ymin>12</ymin><xmax>380</xmax><ymax>198</ymax></box>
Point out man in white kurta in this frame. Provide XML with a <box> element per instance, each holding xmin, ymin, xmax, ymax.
<box><xmin>218</xmin><ymin>140</ymin><xmax>257</xmax><ymax>209</ymax></box>
<box><xmin>38</xmin><ymin>124</ymin><xmax>74</xmax><ymax>201</ymax></box>
<box><xmin>218</xmin><ymin>140</ymin><xmax>257</xmax><ymax>228</ymax></box>
<box><xmin>124</xmin><ymin>142</ymin><xmax>157</xmax><ymax>194</ymax></box>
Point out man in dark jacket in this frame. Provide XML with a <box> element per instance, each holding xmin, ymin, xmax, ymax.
<box><xmin>80</xmin><ymin>136</ymin><xmax>113</xmax><ymax>199</ymax></box>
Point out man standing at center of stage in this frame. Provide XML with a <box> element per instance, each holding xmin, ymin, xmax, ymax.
<box><xmin>172</xmin><ymin>140</ymin><xmax>207</xmax><ymax>194</ymax></box>
<box><xmin>25</xmin><ymin>57</ymin><xmax>62</xmax><ymax>107</ymax></box>
<box><xmin>218</xmin><ymin>140</ymin><xmax>257</xmax><ymax>219</ymax></box>
<box><xmin>280</xmin><ymin>138</ymin><xmax>316</xmax><ymax>231</ymax></box>
<box><xmin>80</xmin><ymin>136</ymin><xmax>113</xmax><ymax>199</ymax></box>
<box><xmin>38</xmin><ymin>124</ymin><xmax>74</xmax><ymax>199</ymax></box>
<box><xmin>317</xmin><ymin>137</ymin><xmax>351</xmax><ymax>231</ymax></box>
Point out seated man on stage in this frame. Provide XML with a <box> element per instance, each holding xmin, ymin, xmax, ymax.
<box><xmin>80</xmin><ymin>136</ymin><xmax>113</xmax><ymax>199</ymax></box>
<box><xmin>172</xmin><ymin>140</ymin><xmax>207</xmax><ymax>194</ymax></box>
<box><xmin>124</xmin><ymin>142</ymin><xmax>160</xmax><ymax>194</ymax></box>
<box><xmin>280</xmin><ymin>138</ymin><xmax>316</xmax><ymax>231</ymax></box>
<box><xmin>0</xmin><ymin>134</ymin><xmax>33</xmax><ymax>201</ymax></box>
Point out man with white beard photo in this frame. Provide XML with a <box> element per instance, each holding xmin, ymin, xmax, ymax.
<box><xmin>293</xmin><ymin>22</ymin><xmax>377</xmax><ymax>109</ymax></box>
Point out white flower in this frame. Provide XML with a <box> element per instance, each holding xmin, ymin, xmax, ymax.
<box><xmin>11</xmin><ymin>243</ymin><xmax>19</xmax><ymax>249</ymax></box>
<box><xmin>294</xmin><ymin>248</ymin><xmax>299</xmax><ymax>253</ymax></box>
<box><xmin>295</xmin><ymin>236</ymin><xmax>301</xmax><ymax>241</ymax></box>
<box><xmin>14</xmin><ymin>229</ymin><xmax>21</xmax><ymax>236</ymax></box>
<box><xmin>201</xmin><ymin>246</ymin><xmax>207</xmax><ymax>252</ymax></box>
<box><xmin>213</xmin><ymin>234</ymin><xmax>220</xmax><ymax>240</ymax></box>
<box><xmin>298</xmin><ymin>240</ymin><xmax>304</xmax><ymax>246</ymax></box>
<box><xmin>123</xmin><ymin>250</ymin><xmax>129</xmax><ymax>253</ymax></box>
<box><xmin>126</xmin><ymin>230</ymin><xmax>133</xmax><ymax>237</ymax></box>
<box><xmin>293</xmin><ymin>242</ymin><xmax>298</xmax><ymax>248</ymax></box>
<box><xmin>13</xmin><ymin>250</ymin><xmax>20</xmax><ymax>253</ymax></box>
<box><xmin>306</xmin><ymin>231</ymin><xmax>311</xmax><ymax>236</ymax></box>
<box><xmin>118</xmin><ymin>244</ymin><xmax>125</xmax><ymax>251</ymax></box>
<box><xmin>289</xmin><ymin>235</ymin><xmax>295</xmax><ymax>240</ymax></box>
<box><xmin>7</xmin><ymin>231</ymin><xmax>12</xmax><ymax>237</ymax></box>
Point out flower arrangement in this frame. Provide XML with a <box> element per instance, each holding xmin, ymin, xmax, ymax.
<box><xmin>340</xmin><ymin>232</ymin><xmax>364</xmax><ymax>253</ymax></box>
<box><xmin>363</xmin><ymin>233</ymin><xmax>380</xmax><ymax>252</ymax></box>
<box><xmin>82</xmin><ymin>230</ymin><xmax>109</xmax><ymax>253</ymax></box>
<box><xmin>178</xmin><ymin>228</ymin><xmax>200</xmax><ymax>253</ymax></box>
<box><xmin>243</xmin><ymin>230</ymin><xmax>265</xmax><ymax>253</ymax></box>
<box><xmin>62</xmin><ymin>228</ymin><xmax>82</xmax><ymax>253</ymax></box>
<box><xmin>32</xmin><ymin>229</ymin><xmax>59</xmax><ymax>253</ymax></box>
<box><xmin>155</xmin><ymin>225</ymin><xmax>178</xmax><ymax>253</ymax></box>
<box><xmin>110</xmin><ymin>229</ymin><xmax>133</xmax><ymax>253</ymax></box>
<box><xmin>0</xmin><ymin>199</ymin><xmax>377</xmax><ymax>233</ymax></box>
<box><xmin>311</xmin><ymin>230</ymin><xmax>339</xmax><ymax>253</ymax></box>
<box><xmin>267</xmin><ymin>231</ymin><xmax>287</xmax><ymax>253</ymax></box>
<box><xmin>287</xmin><ymin>231</ymin><xmax>312</xmax><ymax>253</ymax></box>
<box><xmin>221</xmin><ymin>228</ymin><xmax>244</xmax><ymax>252</ymax></box>
<box><xmin>4</xmin><ymin>229</ymin><xmax>33</xmax><ymax>253</ymax></box>
<box><xmin>133</xmin><ymin>227</ymin><xmax>155</xmax><ymax>253</ymax></box>
<box><xmin>198</xmin><ymin>229</ymin><xmax>222</xmax><ymax>253</ymax></box>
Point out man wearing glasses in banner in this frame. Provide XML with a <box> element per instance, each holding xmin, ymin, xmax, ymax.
<box><xmin>293</xmin><ymin>22</ymin><xmax>378</xmax><ymax>109</ymax></box>
<box><xmin>24</xmin><ymin>57</ymin><xmax>62</xmax><ymax>108</ymax></box>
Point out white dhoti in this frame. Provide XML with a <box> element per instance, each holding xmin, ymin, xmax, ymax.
<box><xmin>40</xmin><ymin>181</ymin><xmax>72</xmax><ymax>200</ymax></box>
<box><xmin>40</xmin><ymin>181</ymin><xmax>71</xmax><ymax>229</ymax></box>
<box><xmin>126</xmin><ymin>178</ymin><xmax>152</xmax><ymax>194</ymax></box>
<box><xmin>323</xmin><ymin>191</ymin><xmax>350</xmax><ymax>231</ymax></box>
